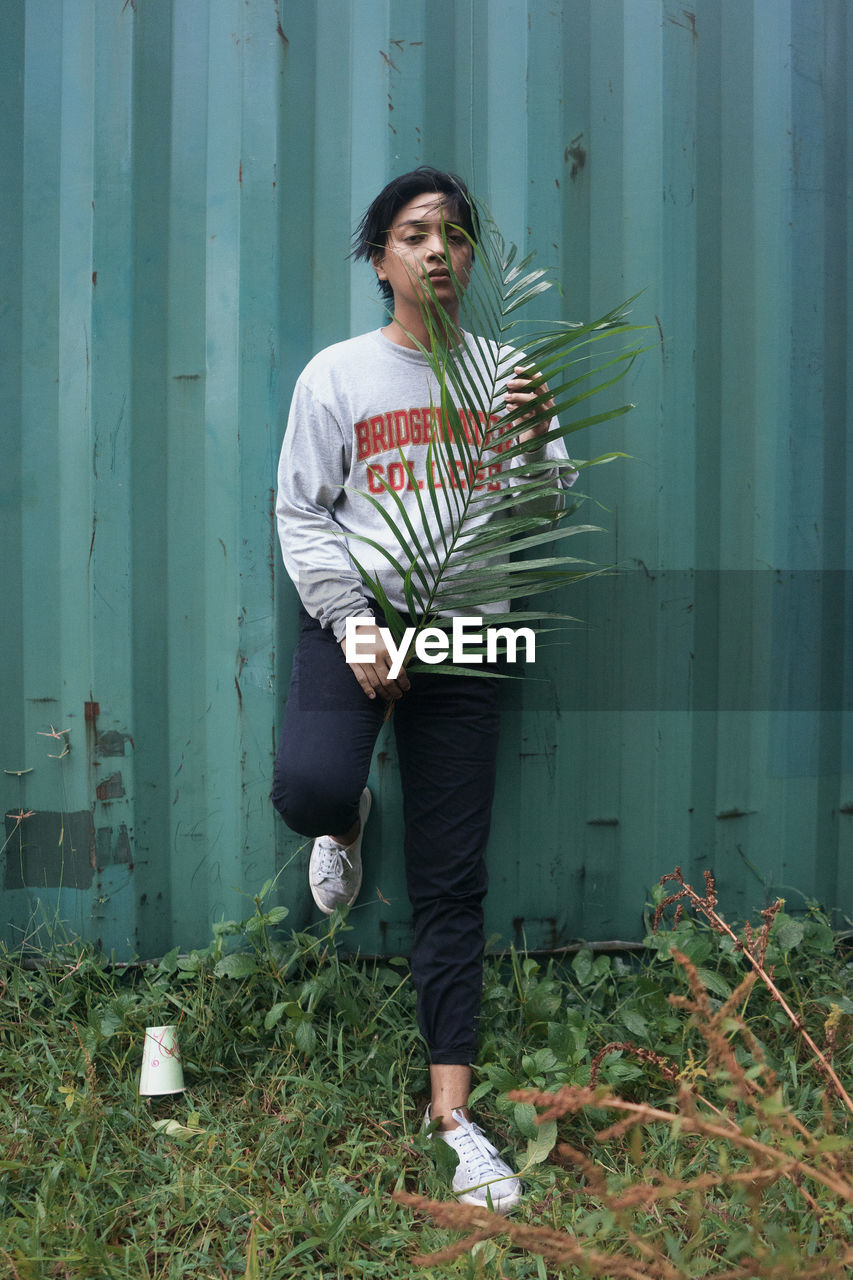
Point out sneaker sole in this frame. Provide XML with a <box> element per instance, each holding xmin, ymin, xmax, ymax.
<box><xmin>456</xmin><ymin>1187</ymin><xmax>522</xmax><ymax>1214</ymax></box>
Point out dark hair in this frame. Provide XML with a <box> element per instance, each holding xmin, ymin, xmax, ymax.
<box><xmin>352</xmin><ymin>166</ymin><xmax>479</xmax><ymax>302</ymax></box>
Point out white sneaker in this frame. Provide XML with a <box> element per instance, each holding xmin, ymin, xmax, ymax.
<box><xmin>424</xmin><ymin>1106</ymin><xmax>522</xmax><ymax>1214</ymax></box>
<box><xmin>308</xmin><ymin>788</ymin><xmax>371</xmax><ymax>914</ymax></box>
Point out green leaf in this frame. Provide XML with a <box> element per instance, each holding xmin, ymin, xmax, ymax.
<box><xmin>152</xmin><ymin>1118</ymin><xmax>205</xmax><ymax>1140</ymax></box>
<box><xmin>484</xmin><ymin>1063</ymin><xmax>520</xmax><ymax>1093</ymax></box>
<box><xmin>696</xmin><ymin>968</ymin><xmax>734</xmax><ymax>999</ymax></box>
<box><xmin>467</xmin><ymin>1080</ymin><xmax>493</xmax><ymax>1106</ymax></box>
<box><xmin>533</xmin><ymin>1047</ymin><xmax>558</xmax><ymax>1074</ymax></box>
<box><xmin>572</xmin><ymin>949</ymin><xmax>595</xmax><ymax>987</ymax></box>
<box><xmin>620</xmin><ymin>1008</ymin><xmax>650</xmax><ymax>1040</ymax></box>
<box><xmin>604</xmin><ymin>1058</ymin><xmax>643</xmax><ymax>1085</ymax></box>
<box><xmin>822</xmin><ymin>995</ymin><xmax>853</xmax><ymax>1015</ymax></box>
<box><xmin>99</xmin><ymin>1010</ymin><xmax>123</xmax><ymax>1039</ymax></box>
<box><xmin>802</xmin><ymin>917</ymin><xmax>835</xmax><ymax>953</ymax></box>
<box><xmin>264</xmin><ymin>1002</ymin><xmax>288</xmax><ymax>1030</ymax></box>
<box><xmin>772</xmin><ymin>915</ymin><xmax>806</xmax><ymax>953</ymax></box>
<box><xmin>213</xmin><ymin>953</ymin><xmax>258</xmax><ymax>979</ymax></box>
<box><xmin>294</xmin><ymin>1020</ymin><xmax>317</xmax><ymax>1056</ymax></box>
<box><xmin>548</xmin><ymin>1021</ymin><xmax>579</xmax><ymax>1060</ymax></box>
<box><xmin>156</xmin><ymin>946</ymin><xmax>180</xmax><ymax>975</ymax></box>
<box><xmin>244</xmin><ymin>1228</ymin><xmax>261</xmax><ymax>1280</ymax></box>
<box><xmin>513</xmin><ymin>1101</ymin><xmax>540</xmax><ymax>1141</ymax></box>
<box><xmin>429</xmin><ymin>1130</ymin><xmax>460</xmax><ymax>1181</ymax></box>
<box><xmin>525</xmin><ymin>1117</ymin><xmax>558</xmax><ymax>1166</ymax></box>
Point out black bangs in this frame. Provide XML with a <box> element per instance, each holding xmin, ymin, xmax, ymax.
<box><xmin>351</xmin><ymin>166</ymin><xmax>479</xmax><ymax>301</ymax></box>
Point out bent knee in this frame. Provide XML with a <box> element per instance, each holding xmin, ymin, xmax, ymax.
<box><xmin>272</xmin><ymin>768</ymin><xmax>360</xmax><ymax>839</ymax></box>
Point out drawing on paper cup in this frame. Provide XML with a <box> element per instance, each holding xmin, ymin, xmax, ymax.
<box><xmin>139</xmin><ymin>1024</ymin><xmax>185</xmax><ymax>1095</ymax></box>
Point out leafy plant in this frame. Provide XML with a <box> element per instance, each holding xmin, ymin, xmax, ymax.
<box><xmin>1</xmin><ymin>880</ymin><xmax>851</xmax><ymax>1278</ymax></box>
<box><xmin>395</xmin><ymin>873</ymin><xmax>853</xmax><ymax>1278</ymax></box>
<box><xmin>347</xmin><ymin>207</ymin><xmax>646</xmax><ymax>669</ymax></box>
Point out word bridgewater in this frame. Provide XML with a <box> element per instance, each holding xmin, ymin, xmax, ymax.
<box><xmin>345</xmin><ymin>616</ymin><xmax>536</xmax><ymax>680</ymax></box>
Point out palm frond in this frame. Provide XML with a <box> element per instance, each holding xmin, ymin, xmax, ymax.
<box><xmin>350</xmin><ymin>205</ymin><xmax>645</xmax><ymax>670</ymax></box>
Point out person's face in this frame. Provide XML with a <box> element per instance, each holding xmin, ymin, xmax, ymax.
<box><xmin>372</xmin><ymin>192</ymin><xmax>473</xmax><ymax>317</ymax></box>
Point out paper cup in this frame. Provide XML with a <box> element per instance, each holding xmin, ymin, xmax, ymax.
<box><xmin>139</xmin><ymin>1024</ymin><xmax>185</xmax><ymax>1095</ymax></box>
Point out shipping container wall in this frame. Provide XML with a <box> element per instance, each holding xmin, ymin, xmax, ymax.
<box><xmin>1</xmin><ymin>0</ymin><xmax>850</xmax><ymax>960</ymax></box>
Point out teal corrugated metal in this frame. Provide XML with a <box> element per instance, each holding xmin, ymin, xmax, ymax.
<box><xmin>1</xmin><ymin>0</ymin><xmax>850</xmax><ymax>960</ymax></box>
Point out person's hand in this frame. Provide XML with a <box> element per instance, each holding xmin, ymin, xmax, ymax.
<box><xmin>505</xmin><ymin>365</ymin><xmax>555</xmax><ymax>447</ymax></box>
<box><xmin>341</xmin><ymin>622</ymin><xmax>411</xmax><ymax>702</ymax></box>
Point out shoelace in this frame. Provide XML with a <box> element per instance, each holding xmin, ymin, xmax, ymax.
<box><xmin>313</xmin><ymin>838</ymin><xmax>353</xmax><ymax>881</ymax></box>
<box><xmin>449</xmin><ymin>1112</ymin><xmax>506</xmax><ymax>1185</ymax></box>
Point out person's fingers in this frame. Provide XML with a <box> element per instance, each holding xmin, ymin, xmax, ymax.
<box><xmin>341</xmin><ymin>624</ymin><xmax>411</xmax><ymax>701</ymax></box>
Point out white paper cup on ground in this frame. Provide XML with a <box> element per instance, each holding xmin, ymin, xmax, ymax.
<box><xmin>139</xmin><ymin>1024</ymin><xmax>185</xmax><ymax>1095</ymax></box>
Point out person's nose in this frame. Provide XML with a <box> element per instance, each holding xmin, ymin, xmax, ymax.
<box><xmin>423</xmin><ymin>231</ymin><xmax>446</xmax><ymax>260</ymax></box>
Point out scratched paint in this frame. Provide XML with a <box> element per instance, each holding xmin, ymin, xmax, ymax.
<box><xmin>3</xmin><ymin>811</ymin><xmax>96</xmax><ymax>891</ymax></box>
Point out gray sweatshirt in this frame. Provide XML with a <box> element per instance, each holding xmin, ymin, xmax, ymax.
<box><xmin>276</xmin><ymin>328</ymin><xmax>574</xmax><ymax>640</ymax></box>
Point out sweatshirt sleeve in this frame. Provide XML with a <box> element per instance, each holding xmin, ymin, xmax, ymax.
<box><xmin>509</xmin><ymin>429</ymin><xmax>579</xmax><ymax>520</ymax></box>
<box><xmin>276</xmin><ymin>377</ymin><xmax>371</xmax><ymax>640</ymax></box>
<box><xmin>492</xmin><ymin>342</ymin><xmax>578</xmax><ymax>520</ymax></box>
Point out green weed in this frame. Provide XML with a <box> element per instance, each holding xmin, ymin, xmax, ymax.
<box><xmin>399</xmin><ymin>872</ymin><xmax>853</xmax><ymax>1278</ymax></box>
<box><xmin>0</xmin><ymin>876</ymin><xmax>850</xmax><ymax>1278</ymax></box>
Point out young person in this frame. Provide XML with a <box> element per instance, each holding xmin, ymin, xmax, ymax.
<box><xmin>272</xmin><ymin>167</ymin><xmax>571</xmax><ymax>1212</ymax></box>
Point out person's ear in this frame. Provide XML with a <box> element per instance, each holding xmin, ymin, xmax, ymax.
<box><xmin>372</xmin><ymin>250</ymin><xmax>387</xmax><ymax>285</ymax></box>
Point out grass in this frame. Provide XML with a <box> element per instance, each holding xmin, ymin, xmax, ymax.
<box><xmin>0</xmin><ymin>878</ymin><xmax>851</xmax><ymax>1279</ymax></box>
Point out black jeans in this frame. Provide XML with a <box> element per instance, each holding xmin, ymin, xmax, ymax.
<box><xmin>272</xmin><ymin>609</ymin><xmax>501</xmax><ymax>1064</ymax></box>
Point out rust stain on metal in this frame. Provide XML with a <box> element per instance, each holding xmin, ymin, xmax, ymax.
<box><xmin>96</xmin><ymin>772</ymin><xmax>125</xmax><ymax>802</ymax></box>
<box><xmin>565</xmin><ymin>134</ymin><xmax>586</xmax><ymax>180</ymax></box>
<box><xmin>96</xmin><ymin>821</ymin><xmax>132</xmax><ymax>866</ymax></box>
<box><xmin>268</xmin><ymin>486</ymin><xmax>276</xmax><ymax>593</ymax></box>
<box><xmin>173</xmin><ymin>373</ymin><xmax>201</xmax><ymax>381</ymax></box>
<box><xmin>273</xmin><ymin>0</ymin><xmax>288</xmax><ymax>47</ymax></box>
<box><xmin>587</xmin><ymin>817</ymin><xmax>619</xmax><ymax>827</ymax></box>
<box><xmin>668</xmin><ymin>9</ymin><xmax>697</xmax><ymax>40</ymax></box>
<box><xmin>716</xmin><ymin>808</ymin><xmax>755</xmax><ymax>820</ymax></box>
<box><xmin>655</xmin><ymin>314</ymin><xmax>666</xmax><ymax>358</ymax></box>
<box><xmin>85</xmin><ymin>701</ymin><xmax>100</xmax><ymax>723</ymax></box>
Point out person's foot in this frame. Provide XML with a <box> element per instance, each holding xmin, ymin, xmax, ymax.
<box><xmin>308</xmin><ymin>788</ymin><xmax>371</xmax><ymax>914</ymax></box>
<box><xmin>424</xmin><ymin>1106</ymin><xmax>522</xmax><ymax>1214</ymax></box>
